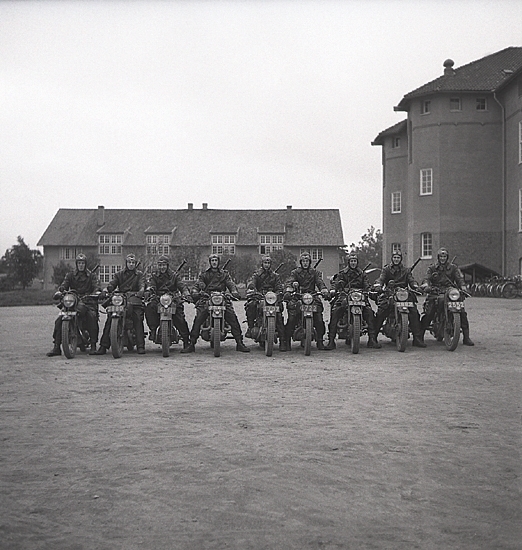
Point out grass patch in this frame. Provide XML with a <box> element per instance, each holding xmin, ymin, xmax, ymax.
<box><xmin>0</xmin><ymin>289</ymin><xmax>56</xmax><ymax>307</ymax></box>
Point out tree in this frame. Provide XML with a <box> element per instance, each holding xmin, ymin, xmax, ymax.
<box><xmin>348</xmin><ymin>226</ymin><xmax>383</xmax><ymax>269</ymax></box>
<box><xmin>219</xmin><ymin>253</ymin><xmax>258</xmax><ymax>285</ymax></box>
<box><xmin>269</xmin><ymin>249</ymin><xmax>298</xmax><ymax>283</ymax></box>
<box><xmin>52</xmin><ymin>261</ymin><xmax>73</xmax><ymax>286</ymax></box>
<box><xmin>2</xmin><ymin>236</ymin><xmax>43</xmax><ymax>290</ymax></box>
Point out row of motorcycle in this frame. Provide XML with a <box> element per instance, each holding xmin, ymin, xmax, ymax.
<box><xmin>55</xmin><ymin>279</ymin><xmax>470</xmax><ymax>359</ymax></box>
<box><xmin>467</xmin><ymin>276</ymin><xmax>522</xmax><ymax>299</ymax></box>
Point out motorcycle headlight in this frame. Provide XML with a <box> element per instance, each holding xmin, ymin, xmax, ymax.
<box><xmin>302</xmin><ymin>293</ymin><xmax>313</xmax><ymax>305</ymax></box>
<box><xmin>396</xmin><ymin>289</ymin><xmax>409</xmax><ymax>302</ymax></box>
<box><xmin>448</xmin><ymin>288</ymin><xmax>461</xmax><ymax>301</ymax></box>
<box><xmin>211</xmin><ymin>293</ymin><xmax>224</xmax><ymax>306</ymax></box>
<box><xmin>265</xmin><ymin>291</ymin><xmax>277</xmax><ymax>305</ymax></box>
<box><xmin>351</xmin><ymin>291</ymin><xmax>363</xmax><ymax>302</ymax></box>
<box><xmin>63</xmin><ymin>293</ymin><xmax>76</xmax><ymax>308</ymax></box>
<box><xmin>112</xmin><ymin>294</ymin><xmax>124</xmax><ymax>306</ymax></box>
<box><xmin>160</xmin><ymin>294</ymin><xmax>172</xmax><ymax>307</ymax></box>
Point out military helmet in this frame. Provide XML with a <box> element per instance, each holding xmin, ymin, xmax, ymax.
<box><xmin>437</xmin><ymin>247</ymin><xmax>449</xmax><ymax>259</ymax></box>
<box><xmin>126</xmin><ymin>253</ymin><xmax>137</xmax><ymax>262</ymax></box>
<box><xmin>157</xmin><ymin>255</ymin><xmax>169</xmax><ymax>265</ymax></box>
<box><xmin>261</xmin><ymin>255</ymin><xmax>272</xmax><ymax>265</ymax></box>
<box><xmin>208</xmin><ymin>253</ymin><xmax>220</xmax><ymax>265</ymax></box>
<box><xmin>299</xmin><ymin>252</ymin><xmax>311</xmax><ymax>266</ymax></box>
<box><xmin>346</xmin><ymin>252</ymin><xmax>359</xmax><ymax>266</ymax></box>
<box><xmin>75</xmin><ymin>253</ymin><xmax>87</xmax><ymax>263</ymax></box>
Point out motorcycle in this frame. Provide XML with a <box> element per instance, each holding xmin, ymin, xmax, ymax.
<box><xmin>149</xmin><ymin>288</ymin><xmax>183</xmax><ymax>357</ymax></box>
<box><xmin>376</xmin><ymin>281</ymin><xmax>420</xmax><ymax>352</ymax></box>
<box><xmin>247</xmin><ymin>290</ymin><xmax>280</xmax><ymax>357</ymax></box>
<box><xmin>103</xmin><ymin>291</ymin><xmax>140</xmax><ymax>358</ymax></box>
<box><xmin>425</xmin><ymin>286</ymin><xmax>468</xmax><ymax>351</ymax></box>
<box><xmin>57</xmin><ymin>290</ymin><xmax>99</xmax><ymax>359</ymax></box>
<box><xmin>286</xmin><ymin>290</ymin><xmax>323</xmax><ymax>356</ymax></box>
<box><xmin>198</xmin><ymin>291</ymin><xmax>233</xmax><ymax>357</ymax></box>
<box><xmin>333</xmin><ymin>288</ymin><xmax>368</xmax><ymax>354</ymax></box>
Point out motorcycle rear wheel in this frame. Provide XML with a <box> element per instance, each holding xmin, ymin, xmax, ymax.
<box><xmin>396</xmin><ymin>312</ymin><xmax>408</xmax><ymax>352</ymax></box>
<box><xmin>111</xmin><ymin>317</ymin><xmax>124</xmax><ymax>359</ymax></box>
<box><xmin>266</xmin><ymin>316</ymin><xmax>275</xmax><ymax>357</ymax></box>
<box><xmin>350</xmin><ymin>314</ymin><xmax>361</xmax><ymax>355</ymax></box>
<box><xmin>443</xmin><ymin>311</ymin><xmax>461</xmax><ymax>351</ymax></box>
<box><xmin>161</xmin><ymin>320</ymin><xmax>170</xmax><ymax>357</ymax></box>
<box><xmin>304</xmin><ymin>317</ymin><xmax>312</xmax><ymax>356</ymax></box>
<box><xmin>61</xmin><ymin>319</ymin><xmax>77</xmax><ymax>359</ymax></box>
<box><xmin>212</xmin><ymin>317</ymin><xmax>221</xmax><ymax>357</ymax></box>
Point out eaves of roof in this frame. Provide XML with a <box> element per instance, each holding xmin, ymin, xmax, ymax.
<box><xmin>371</xmin><ymin>119</ymin><xmax>407</xmax><ymax>146</ymax></box>
<box><xmin>394</xmin><ymin>46</ymin><xmax>522</xmax><ymax>111</ymax></box>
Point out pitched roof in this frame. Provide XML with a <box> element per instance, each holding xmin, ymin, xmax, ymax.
<box><xmin>38</xmin><ymin>207</ymin><xmax>345</xmax><ymax>248</ymax></box>
<box><xmin>395</xmin><ymin>47</ymin><xmax>522</xmax><ymax>110</ymax></box>
<box><xmin>371</xmin><ymin>119</ymin><xmax>407</xmax><ymax>146</ymax></box>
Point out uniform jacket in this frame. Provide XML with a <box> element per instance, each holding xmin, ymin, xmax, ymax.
<box><xmin>422</xmin><ymin>262</ymin><xmax>465</xmax><ymax>290</ymax></box>
<box><xmin>197</xmin><ymin>268</ymin><xmax>238</xmax><ymax>294</ymax></box>
<box><xmin>376</xmin><ymin>263</ymin><xmax>417</xmax><ymax>289</ymax></box>
<box><xmin>107</xmin><ymin>268</ymin><xmax>145</xmax><ymax>294</ymax></box>
<box><xmin>286</xmin><ymin>267</ymin><xmax>326</xmax><ymax>294</ymax></box>
<box><xmin>247</xmin><ymin>268</ymin><xmax>284</xmax><ymax>294</ymax></box>
<box><xmin>333</xmin><ymin>267</ymin><xmax>370</xmax><ymax>292</ymax></box>
<box><xmin>59</xmin><ymin>269</ymin><xmax>100</xmax><ymax>295</ymax></box>
<box><xmin>147</xmin><ymin>269</ymin><xmax>188</xmax><ymax>295</ymax></box>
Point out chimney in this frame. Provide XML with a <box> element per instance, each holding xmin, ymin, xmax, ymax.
<box><xmin>285</xmin><ymin>205</ymin><xmax>293</xmax><ymax>227</ymax></box>
<box><xmin>188</xmin><ymin>203</ymin><xmax>193</xmax><ymax>210</ymax></box>
<box><xmin>97</xmin><ymin>205</ymin><xmax>105</xmax><ymax>227</ymax></box>
<box><xmin>443</xmin><ymin>59</ymin><xmax>455</xmax><ymax>76</ymax></box>
<box><xmin>202</xmin><ymin>203</ymin><xmax>208</xmax><ymax>210</ymax></box>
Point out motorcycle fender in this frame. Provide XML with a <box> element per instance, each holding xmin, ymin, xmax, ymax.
<box><xmin>160</xmin><ymin>312</ymin><xmax>172</xmax><ymax>320</ymax></box>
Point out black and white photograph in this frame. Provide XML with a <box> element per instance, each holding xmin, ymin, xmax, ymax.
<box><xmin>1</xmin><ymin>1</ymin><xmax>521</xmax><ymax>548</ymax></box>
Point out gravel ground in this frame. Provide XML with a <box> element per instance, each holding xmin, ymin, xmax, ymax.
<box><xmin>0</xmin><ymin>298</ymin><xmax>521</xmax><ymax>549</ymax></box>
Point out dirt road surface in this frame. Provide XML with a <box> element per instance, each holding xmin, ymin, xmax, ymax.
<box><xmin>1</xmin><ymin>298</ymin><xmax>521</xmax><ymax>549</ymax></box>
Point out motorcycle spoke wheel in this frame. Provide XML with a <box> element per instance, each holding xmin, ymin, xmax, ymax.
<box><xmin>61</xmin><ymin>319</ymin><xmax>77</xmax><ymax>359</ymax></box>
<box><xmin>304</xmin><ymin>317</ymin><xmax>312</xmax><ymax>356</ymax></box>
<box><xmin>111</xmin><ymin>317</ymin><xmax>124</xmax><ymax>358</ymax></box>
<box><xmin>396</xmin><ymin>313</ymin><xmax>408</xmax><ymax>352</ymax></box>
<box><xmin>351</xmin><ymin>315</ymin><xmax>361</xmax><ymax>354</ymax></box>
<box><xmin>161</xmin><ymin>320</ymin><xmax>170</xmax><ymax>357</ymax></box>
<box><xmin>266</xmin><ymin>317</ymin><xmax>275</xmax><ymax>357</ymax></box>
<box><xmin>443</xmin><ymin>312</ymin><xmax>461</xmax><ymax>351</ymax></box>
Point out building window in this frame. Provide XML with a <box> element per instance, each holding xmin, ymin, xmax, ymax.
<box><xmin>183</xmin><ymin>267</ymin><xmax>196</xmax><ymax>281</ymax></box>
<box><xmin>519</xmin><ymin>121</ymin><xmax>522</xmax><ymax>164</ymax></box>
<box><xmin>476</xmin><ymin>98</ymin><xmax>487</xmax><ymax>111</ymax></box>
<box><xmin>99</xmin><ymin>265</ymin><xmax>118</xmax><ymax>284</ymax></box>
<box><xmin>146</xmin><ymin>234</ymin><xmax>170</xmax><ymax>256</ymax></box>
<box><xmin>99</xmin><ymin>234</ymin><xmax>122</xmax><ymax>255</ymax></box>
<box><xmin>259</xmin><ymin>234</ymin><xmax>284</xmax><ymax>254</ymax></box>
<box><xmin>59</xmin><ymin>247</ymin><xmax>82</xmax><ymax>261</ymax></box>
<box><xmin>421</xmin><ymin>233</ymin><xmax>433</xmax><ymax>259</ymax></box>
<box><xmin>392</xmin><ymin>137</ymin><xmax>401</xmax><ymax>149</ymax></box>
<box><xmin>211</xmin><ymin>234</ymin><xmax>236</xmax><ymax>255</ymax></box>
<box><xmin>450</xmin><ymin>98</ymin><xmax>461</xmax><ymax>111</ymax></box>
<box><xmin>391</xmin><ymin>243</ymin><xmax>401</xmax><ymax>255</ymax></box>
<box><xmin>420</xmin><ymin>169</ymin><xmax>433</xmax><ymax>195</ymax></box>
<box><xmin>519</xmin><ymin>189</ymin><xmax>522</xmax><ymax>232</ymax></box>
<box><xmin>421</xmin><ymin>100</ymin><xmax>431</xmax><ymax>114</ymax></box>
<box><xmin>391</xmin><ymin>192</ymin><xmax>401</xmax><ymax>214</ymax></box>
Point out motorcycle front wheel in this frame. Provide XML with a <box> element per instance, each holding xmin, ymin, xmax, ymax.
<box><xmin>212</xmin><ymin>317</ymin><xmax>221</xmax><ymax>357</ymax></box>
<box><xmin>111</xmin><ymin>317</ymin><xmax>124</xmax><ymax>359</ymax></box>
<box><xmin>161</xmin><ymin>319</ymin><xmax>171</xmax><ymax>357</ymax></box>
<box><xmin>350</xmin><ymin>314</ymin><xmax>361</xmax><ymax>354</ymax></box>
<box><xmin>304</xmin><ymin>316</ymin><xmax>312</xmax><ymax>356</ymax></box>
<box><xmin>61</xmin><ymin>318</ymin><xmax>77</xmax><ymax>359</ymax></box>
<box><xmin>396</xmin><ymin>312</ymin><xmax>408</xmax><ymax>352</ymax></box>
<box><xmin>265</xmin><ymin>316</ymin><xmax>275</xmax><ymax>357</ymax></box>
<box><xmin>443</xmin><ymin>311</ymin><xmax>461</xmax><ymax>351</ymax></box>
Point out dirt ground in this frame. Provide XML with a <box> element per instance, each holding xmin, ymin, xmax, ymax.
<box><xmin>0</xmin><ymin>298</ymin><xmax>521</xmax><ymax>550</ymax></box>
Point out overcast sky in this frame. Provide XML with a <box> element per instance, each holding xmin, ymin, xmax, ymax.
<box><xmin>1</xmin><ymin>0</ymin><xmax>521</xmax><ymax>256</ymax></box>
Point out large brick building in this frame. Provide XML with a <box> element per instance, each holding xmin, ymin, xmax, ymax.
<box><xmin>372</xmin><ymin>47</ymin><xmax>522</xmax><ymax>277</ymax></box>
<box><xmin>38</xmin><ymin>204</ymin><xmax>345</xmax><ymax>290</ymax></box>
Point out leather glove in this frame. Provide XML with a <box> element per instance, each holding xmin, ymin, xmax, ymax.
<box><xmin>232</xmin><ymin>291</ymin><xmax>241</xmax><ymax>300</ymax></box>
<box><xmin>292</xmin><ymin>281</ymin><xmax>299</xmax><ymax>290</ymax></box>
<box><xmin>53</xmin><ymin>291</ymin><xmax>62</xmax><ymax>301</ymax></box>
<box><xmin>321</xmin><ymin>288</ymin><xmax>329</xmax><ymax>298</ymax></box>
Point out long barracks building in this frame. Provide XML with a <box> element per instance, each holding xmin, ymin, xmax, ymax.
<box><xmin>38</xmin><ymin>204</ymin><xmax>345</xmax><ymax>290</ymax></box>
<box><xmin>372</xmin><ymin>47</ymin><xmax>522</xmax><ymax>277</ymax></box>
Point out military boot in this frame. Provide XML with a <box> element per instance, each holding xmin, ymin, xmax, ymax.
<box><xmin>324</xmin><ymin>336</ymin><xmax>336</xmax><ymax>350</ymax></box>
<box><xmin>367</xmin><ymin>334</ymin><xmax>382</xmax><ymax>349</ymax></box>
<box><xmin>462</xmin><ymin>328</ymin><xmax>475</xmax><ymax>346</ymax></box>
<box><xmin>46</xmin><ymin>344</ymin><xmax>61</xmax><ymax>357</ymax></box>
<box><xmin>235</xmin><ymin>337</ymin><xmax>250</xmax><ymax>352</ymax></box>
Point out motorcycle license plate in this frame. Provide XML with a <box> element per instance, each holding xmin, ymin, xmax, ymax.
<box><xmin>396</xmin><ymin>302</ymin><xmax>413</xmax><ymax>307</ymax></box>
<box><xmin>61</xmin><ymin>311</ymin><xmax>76</xmax><ymax>317</ymax></box>
<box><xmin>159</xmin><ymin>306</ymin><xmax>174</xmax><ymax>315</ymax></box>
<box><xmin>301</xmin><ymin>304</ymin><xmax>317</xmax><ymax>313</ymax></box>
<box><xmin>448</xmin><ymin>302</ymin><xmax>464</xmax><ymax>311</ymax></box>
<box><xmin>263</xmin><ymin>305</ymin><xmax>279</xmax><ymax>314</ymax></box>
<box><xmin>209</xmin><ymin>305</ymin><xmax>225</xmax><ymax>315</ymax></box>
<box><xmin>348</xmin><ymin>301</ymin><xmax>365</xmax><ymax>306</ymax></box>
<box><xmin>107</xmin><ymin>305</ymin><xmax>125</xmax><ymax>313</ymax></box>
